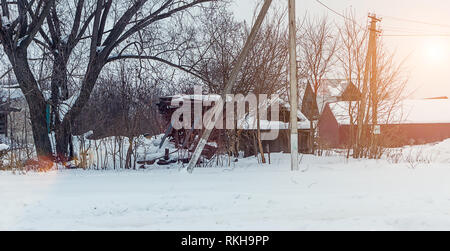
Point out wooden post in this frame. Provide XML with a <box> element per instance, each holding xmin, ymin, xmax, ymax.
<box><xmin>289</xmin><ymin>0</ymin><xmax>299</xmax><ymax>171</ymax></box>
<box><xmin>369</xmin><ymin>15</ymin><xmax>381</xmax><ymax>158</ymax></box>
<box><xmin>164</xmin><ymin>148</ymin><xmax>170</xmax><ymax>160</ymax></box>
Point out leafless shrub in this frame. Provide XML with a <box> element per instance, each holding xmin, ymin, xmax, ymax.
<box><xmin>404</xmin><ymin>147</ymin><xmax>435</xmax><ymax>169</ymax></box>
<box><xmin>385</xmin><ymin>148</ymin><xmax>403</xmax><ymax>164</ymax></box>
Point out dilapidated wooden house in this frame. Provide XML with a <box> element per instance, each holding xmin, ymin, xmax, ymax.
<box><xmin>157</xmin><ymin>94</ymin><xmax>311</xmax><ymax>160</ymax></box>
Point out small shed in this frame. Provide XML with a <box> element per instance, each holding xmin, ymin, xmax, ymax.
<box><xmin>240</xmin><ymin>97</ymin><xmax>311</xmax><ymax>154</ymax></box>
<box><xmin>0</xmin><ymin>103</ymin><xmax>21</xmax><ymax>136</ymax></box>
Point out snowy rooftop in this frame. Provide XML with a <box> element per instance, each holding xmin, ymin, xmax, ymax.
<box><xmin>317</xmin><ymin>79</ymin><xmax>349</xmax><ymax>98</ymax></box>
<box><xmin>315</xmin><ymin>79</ymin><xmax>349</xmax><ymax>112</ymax></box>
<box><xmin>327</xmin><ymin>99</ymin><xmax>450</xmax><ymax>125</ymax></box>
<box><xmin>166</xmin><ymin>94</ymin><xmax>310</xmax><ymax>130</ymax></box>
<box><xmin>169</xmin><ymin>94</ymin><xmax>225</xmax><ymax>104</ymax></box>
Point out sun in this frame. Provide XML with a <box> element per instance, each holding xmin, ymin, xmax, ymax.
<box><xmin>424</xmin><ymin>39</ymin><xmax>447</xmax><ymax>63</ymax></box>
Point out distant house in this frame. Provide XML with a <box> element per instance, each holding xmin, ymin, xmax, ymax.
<box><xmin>0</xmin><ymin>103</ymin><xmax>21</xmax><ymax>136</ymax></box>
<box><xmin>0</xmin><ymin>87</ymin><xmax>23</xmax><ymax>138</ymax></box>
<box><xmin>318</xmin><ymin>99</ymin><xmax>450</xmax><ymax>148</ymax></box>
<box><xmin>315</xmin><ymin>79</ymin><xmax>351</xmax><ymax>112</ymax></box>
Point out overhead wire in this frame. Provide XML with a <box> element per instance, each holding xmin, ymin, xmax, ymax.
<box><xmin>314</xmin><ymin>0</ymin><xmax>367</xmax><ymax>30</ymax></box>
<box><xmin>381</xmin><ymin>15</ymin><xmax>450</xmax><ymax>29</ymax></box>
<box><xmin>383</xmin><ymin>34</ymin><xmax>450</xmax><ymax>37</ymax></box>
<box><xmin>314</xmin><ymin>0</ymin><xmax>450</xmax><ymax>38</ymax></box>
<box><xmin>380</xmin><ymin>14</ymin><xmax>450</xmax><ymax>37</ymax></box>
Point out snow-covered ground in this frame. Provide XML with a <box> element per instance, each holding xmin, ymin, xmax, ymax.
<box><xmin>1</xmin><ymin>140</ymin><xmax>450</xmax><ymax>231</ymax></box>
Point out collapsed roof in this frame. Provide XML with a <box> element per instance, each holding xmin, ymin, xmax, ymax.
<box><xmin>158</xmin><ymin>94</ymin><xmax>311</xmax><ymax>130</ymax></box>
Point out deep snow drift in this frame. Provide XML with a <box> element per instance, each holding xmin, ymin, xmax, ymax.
<box><xmin>1</xmin><ymin>140</ymin><xmax>450</xmax><ymax>231</ymax></box>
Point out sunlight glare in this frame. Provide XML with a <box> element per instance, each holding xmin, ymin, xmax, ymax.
<box><xmin>424</xmin><ymin>38</ymin><xmax>448</xmax><ymax>64</ymax></box>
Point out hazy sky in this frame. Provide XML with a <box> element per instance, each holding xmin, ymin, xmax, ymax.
<box><xmin>231</xmin><ymin>0</ymin><xmax>450</xmax><ymax>98</ymax></box>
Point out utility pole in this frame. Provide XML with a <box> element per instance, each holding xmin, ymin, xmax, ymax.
<box><xmin>288</xmin><ymin>0</ymin><xmax>299</xmax><ymax>171</ymax></box>
<box><xmin>369</xmin><ymin>14</ymin><xmax>381</xmax><ymax>158</ymax></box>
<box><xmin>368</xmin><ymin>14</ymin><xmax>381</xmax><ymax>126</ymax></box>
<box><xmin>355</xmin><ymin>14</ymin><xmax>381</xmax><ymax>158</ymax></box>
<box><xmin>186</xmin><ymin>0</ymin><xmax>273</xmax><ymax>173</ymax></box>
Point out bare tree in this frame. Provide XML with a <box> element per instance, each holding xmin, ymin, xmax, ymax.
<box><xmin>366</xmin><ymin>41</ymin><xmax>408</xmax><ymax>158</ymax></box>
<box><xmin>299</xmin><ymin>15</ymin><xmax>337</xmax><ymax>96</ymax></box>
<box><xmin>245</xmin><ymin>8</ymin><xmax>288</xmax><ymax>163</ymax></box>
<box><xmin>299</xmin><ymin>15</ymin><xmax>337</xmax><ymax>153</ymax></box>
<box><xmin>195</xmin><ymin>5</ymin><xmax>289</xmax><ymax>163</ymax></box>
<box><xmin>336</xmin><ymin>11</ymin><xmax>368</xmax><ymax>158</ymax></box>
<box><xmin>1</xmin><ymin>0</ymin><xmax>221</xmax><ymax>162</ymax></box>
<box><xmin>337</xmin><ymin>11</ymin><xmax>408</xmax><ymax>159</ymax></box>
<box><xmin>0</xmin><ymin>0</ymin><xmax>55</xmax><ymax>159</ymax></box>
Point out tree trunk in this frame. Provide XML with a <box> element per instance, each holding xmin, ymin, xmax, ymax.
<box><xmin>51</xmin><ymin>53</ymin><xmax>74</xmax><ymax>161</ymax></box>
<box><xmin>309</xmin><ymin>121</ymin><xmax>315</xmax><ymax>154</ymax></box>
<box><xmin>55</xmin><ymin>62</ymin><xmax>103</xmax><ymax>162</ymax></box>
<box><xmin>257</xmin><ymin>124</ymin><xmax>266</xmax><ymax>164</ymax></box>
<box><xmin>256</xmin><ymin>114</ymin><xmax>266</xmax><ymax>164</ymax></box>
<box><xmin>125</xmin><ymin>137</ymin><xmax>134</xmax><ymax>170</ymax></box>
<box><xmin>55</xmin><ymin>120</ymin><xmax>72</xmax><ymax>162</ymax></box>
<box><xmin>28</xmin><ymin>103</ymin><xmax>53</xmax><ymax>158</ymax></box>
<box><xmin>10</xmin><ymin>51</ymin><xmax>53</xmax><ymax>159</ymax></box>
<box><xmin>256</xmin><ymin>94</ymin><xmax>266</xmax><ymax>164</ymax></box>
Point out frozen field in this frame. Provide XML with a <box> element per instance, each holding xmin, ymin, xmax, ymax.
<box><xmin>2</xmin><ymin>141</ymin><xmax>450</xmax><ymax>231</ymax></box>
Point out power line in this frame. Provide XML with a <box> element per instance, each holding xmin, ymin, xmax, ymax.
<box><xmin>314</xmin><ymin>0</ymin><xmax>366</xmax><ymax>30</ymax></box>
<box><xmin>314</xmin><ymin>1</ymin><xmax>450</xmax><ymax>38</ymax></box>
<box><xmin>382</xmin><ymin>27</ymin><xmax>450</xmax><ymax>34</ymax></box>
<box><xmin>380</xmin><ymin>15</ymin><xmax>450</xmax><ymax>37</ymax></box>
<box><xmin>381</xmin><ymin>15</ymin><xmax>450</xmax><ymax>29</ymax></box>
<box><xmin>314</xmin><ymin>0</ymin><xmax>347</xmax><ymax>20</ymax></box>
<box><xmin>382</xmin><ymin>25</ymin><xmax>443</xmax><ymax>33</ymax></box>
<box><xmin>383</xmin><ymin>34</ymin><xmax>450</xmax><ymax>37</ymax></box>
